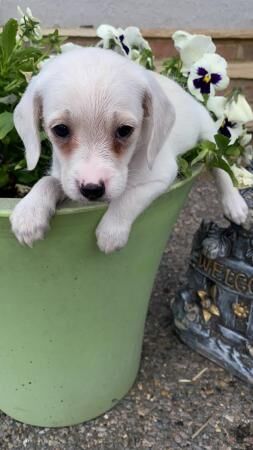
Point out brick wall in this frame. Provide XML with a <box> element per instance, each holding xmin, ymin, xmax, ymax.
<box><xmin>46</xmin><ymin>29</ymin><xmax>253</xmax><ymax>111</ymax></box>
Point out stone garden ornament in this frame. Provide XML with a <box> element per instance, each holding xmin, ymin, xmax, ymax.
<box><xmin>172</xmin><ymin>182</ymin><xmax>253</xmax><ymax>383</ymax></box>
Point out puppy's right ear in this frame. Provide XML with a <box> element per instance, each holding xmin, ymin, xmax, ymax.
<box><xmin>14</xmin><ymin>75</ymin><xmax>42</xmax><ymax>170</ymax></box>
<box><xmin>142</xmin><ymin>76</ymin><xmax>175</xmax><ymax>169</ymax></box>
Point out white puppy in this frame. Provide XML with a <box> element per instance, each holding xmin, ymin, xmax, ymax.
<box><xmin>10</xmin><ymin>47</ymin><xmax>248</xmax><ymax>253</ymax></box>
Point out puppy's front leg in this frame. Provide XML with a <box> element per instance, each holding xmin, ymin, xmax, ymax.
<box><xmin>96</xmin><ymin>159</ymin><xmax>178</xmax><ymax>253</ymax></box>
<box><xmin>214</xmin><ymin>168</ymin><xmax>248</xmax><ymax>224</ymax></box>
<box><xmin>10</xmin><ymin>176</ymin><xmax>64</xmax><ymax>246</ymax></box>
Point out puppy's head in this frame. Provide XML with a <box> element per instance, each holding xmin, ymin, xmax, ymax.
<box><xmin>14</xmin><ymin>48</ymin><xmax>175</xmax><ymax>202</ymax></box>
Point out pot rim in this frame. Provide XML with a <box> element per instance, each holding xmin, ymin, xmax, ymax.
<box><xmin>0</xmin><ymin>166</ymin><xmax>202</xmax><ymax>218</ymax></box>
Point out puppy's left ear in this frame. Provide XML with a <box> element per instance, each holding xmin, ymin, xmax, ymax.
<box><xmin>142</xmin><ymin>76</ymin><xmax>175</xmax><ymax>168</ymax></box>
<box><xmin>14</xmin><ymin>75</ymin><xmax>42</xmax><ymax>170</ymax></box>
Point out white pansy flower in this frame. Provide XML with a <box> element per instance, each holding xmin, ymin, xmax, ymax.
<box><xmin>96</xmin><ymin>24</ymin><xmax>154</xmax><ymax>69</ymax></box>
<box><xmin>96</xmin><ymin>24</ymin><xmax>150</xmax><ymax>59</ymax></box>
<box><xmin>124</xmin><ymin>26</ymin><xmax>151</xmax><ymax>50</ymax></box>
<box><xmin>96</xmin><ymin>24</ymin><xmax>118</xmax><ymax>49</ymax></box>
<box><xmin>96</xmin><ymin>24</ymin><xmax>130</xmax><ymax>56</ymax></box>
<box><xmin>225</xmin><ymin>94</ymin><xmax>253</xmax><ymax>124</ymax></box>
<box><xmin>231</xmin><ymin>164</ymin><xmax>253</xmax><ymax>188</ymax></box>
<box><xmin>172</xmin><ymin>30</ymin><xmax>216</xmax><ymax>74</ymax></box>
<box><xmin>188</xmin><ymin>53</ymin><xmax>229</xmax><ymax>102</ymax></box>
<box><xmin>207</xmin><ymin>96</ymin><xmax>244</xmax><ymax>144</ymax></box>
<box><xmin>207</xmin><ymin>95</ymin><xmax>253</xmax><ymax>145</ymax></box>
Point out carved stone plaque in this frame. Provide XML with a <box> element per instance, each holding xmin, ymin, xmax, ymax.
<box><xmin>172</xmin><ymin>187</ymin><xmax>253</xmax><ymax>383</ymax></box>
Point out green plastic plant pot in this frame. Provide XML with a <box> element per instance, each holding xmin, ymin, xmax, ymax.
<box><xmin>0</xmin><ymin>169</ymin><xmax>200</xmax><ymax>427</ymax></box>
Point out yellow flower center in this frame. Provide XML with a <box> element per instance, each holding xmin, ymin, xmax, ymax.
<box><xmin>203</xmin><ymin>74</ymin><xmax>211</xmax><ymax>83</ymax></box>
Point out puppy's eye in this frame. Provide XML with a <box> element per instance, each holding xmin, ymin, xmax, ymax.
<box><xmin>115</xmin><ymin>125</ymin><xmax>134</xmax><ymax>140</ymax></box>
<box><xmin>52</xmin><ymin>124</ymin><xmax>70</xmax><ymax>138</ymax></box>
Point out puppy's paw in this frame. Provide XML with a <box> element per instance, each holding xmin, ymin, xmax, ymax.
<box><xmin>96</xmin><ymin>216</ymin><xmax>131</xmax><ymax>254</ymax></box>
<box><xmin>10</xmin><ymin>200</ymin><xmax>53</xmax><ymax>246</ymax></box>
<box><xmin>222</xmin><ymin>190</ymin><xmax>248</xmax><ymax>225</ymax></box>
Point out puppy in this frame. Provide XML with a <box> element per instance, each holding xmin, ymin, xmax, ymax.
<box><xmin>10</xmin><ymin>47</ymin><xmax>248</xmax><ymax>253</ymax></box>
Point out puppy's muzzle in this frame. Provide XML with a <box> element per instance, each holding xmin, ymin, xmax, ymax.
<box><xmin>79</xmin><ymin>182</ymin><xmax>105</xmax><ymax>201</ymax></box>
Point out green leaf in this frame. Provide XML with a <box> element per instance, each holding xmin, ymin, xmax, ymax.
<box><xmin>15</xmin><ymin>170</ymin><xmax>39</xmax><ymax>184</ymax></box>
<box><xmin>13</xmin><ymin>46</ymin><xmax>43</xmax><ymax>61</ymax></box>
<box><xmin>208</xmin><ymin>156</ymin><xmax>238</xmax><ymax>187</ymax></box>
<box><xmin>199</xmin><ymin>140</ymin><xmax>216</xmax><ymax>152</ymax></box>
<box><xmin>191</xmin><ymin>148</ymin><xmax>209</xmax><ymax>166</ymax></box>
<box><xmin>1</xmin><ymin>19</ymin><xmax>18</xmax><ymax>61</ymax></box>
<box><xmin>0</xmin><ymin>167</ymin><xmax>10</xmax><ymax>188</ymax></box>
<box><xmin>225</xmin><ymin>145</ymin><xmax>241</xmax><ymax>158</ymax></box>
<box><xmin>177</xmin><ymin>156</ymin><xmax>192</xmax><ymax>178</ymax></box>
<box><xmin>214</xmin><ymin>134</ymin><xmax>230</xmax><ymax>152</ymax></box>
<box><xmin>0</xmin><ymin>111</ymin><xmax>14</xmax><ymax>139</ymax></box>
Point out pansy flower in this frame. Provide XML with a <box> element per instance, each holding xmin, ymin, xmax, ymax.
<box><xmin>207</xmin><ymin>95</ymin><xmax>253</xmax><ymax>144</ymax></box>
<box><xmin>219</xmin><ymin>118</ymin><xmax>240</xmax><ymax>140</ymax></box>
<box><xmin>231</xmin><ymin>165</ymin><xmax>253</xmax><ymax>188</ymax></box>
<box><xmin>96</xmin><ymin>24</ymin><xmax>151</xmax><ymax>59</ymax></box>
<box><xmin>188</xmin><ymin>54</ymin><xmax>229</xmax><ymax>102</ymax></box>
<box><xmin>97</xmin><ymin>25</ymin><xmax>131</xmax><ymax>56</ymax></box>
<box><xmin>225</xmin><ymin>94</ymin><xmax>253</xmax><ymax>124</ymax></box>
<box><xmin>172</xmin><ymin>30</ymin><xmax>216</xmax><ymax>75</ymax></box>
<box><xmin>124</xmin><ymin>26</ymin><xmax>151</xmax><ymax>51</ymax></box>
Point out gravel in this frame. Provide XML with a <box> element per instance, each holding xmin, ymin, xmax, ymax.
<box><xmin>1</xmin><ymin>173</ymin><xmax>253</xmax><ymax>450</ymax></box>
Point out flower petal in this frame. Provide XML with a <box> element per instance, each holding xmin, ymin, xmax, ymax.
<box><xmin>124</xmin><ymin>26</ymin><xmax>150</xmax><ymax>50</ymax></box>
<box><xmin>214</xmin><ymin>74</ymin><xmax>230</xmax><ymax>91</ymax></box>
<box><xmin>17</xmin><ymin>6</ymin><xmax>25</xmax><ymax>18</ymax></box>
<box><xmin>187</xmin><ymin>76</ymin><xmax>205</xmax><ymax>101</ymax></box>
<box><xmin>207</xmin><ymin>96</ymin><xmax>227</xmax><ymax>118</ymax></box>
<box><xmin>172</xmin><ymin>30</ymin><xmax>192</xmax><ymax>49</ymax></box>
<box><xmin>228</xmin><ymin>123</ymin><xmax>244</xmax><ymax>144</ymax></box>
<box><xmin>193</xmin><ymin>77</ymin><xmax>211</xmax><ymax>94</ymax></box>
<box><xmin>174</xmin><ymin>33</ymin><xmax>216</xmax><ymax>73</ymax></box>
<box><xmin>231</xmin><ymin>164</ymin><xmax>253</xmax><ymax>188</ymax></box>
<box><xmin>96</xmin><ymin>24</ymin><xmax>116</xmax><ymax>40</ymax></box>
<box><xmin>225</xmin><ymin>94</ymin><xmax>253</xmax><ymax>124</ymax></box>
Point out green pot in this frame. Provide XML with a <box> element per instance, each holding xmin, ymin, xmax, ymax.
<box><xmin>0</xmin><ymin>170</ymin><xmax>199</xmax><ymax>427</ymax></box>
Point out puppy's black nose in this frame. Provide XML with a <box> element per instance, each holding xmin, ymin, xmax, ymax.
<box><xmin>80</xmin><ymin>182</ymin><xmax>105</xmax><ymax>200</ymax></box>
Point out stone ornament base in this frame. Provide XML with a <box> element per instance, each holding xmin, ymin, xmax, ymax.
<box><xmin>172</xmin><ymin>218</ymin><xmax>253</xmax><ymax>384</ymax></box>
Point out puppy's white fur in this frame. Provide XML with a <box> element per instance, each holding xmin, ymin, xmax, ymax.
<box><xmin>10</xmin><ymin>48</ymin><xmax>248</xmax><ymax>252</ymax></box>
